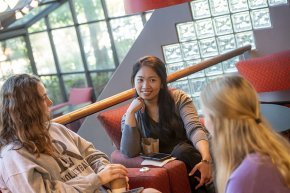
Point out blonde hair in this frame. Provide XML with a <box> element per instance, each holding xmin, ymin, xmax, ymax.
<box><xmin>200</xmin><ymin>75</ymin><xmax>290</xmax><ymax>193</ymax></box>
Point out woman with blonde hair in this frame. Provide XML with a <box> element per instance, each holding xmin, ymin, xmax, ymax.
<box><xmin>200</xmin><ymin>75</ymin><xmax>290</xmax><ymax>193</ymax></box>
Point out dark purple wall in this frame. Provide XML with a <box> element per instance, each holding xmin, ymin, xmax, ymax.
<box><xmin>254</xmin><ymin>5</ymin><xmax>290</xmax><ymax>56</ymax></box>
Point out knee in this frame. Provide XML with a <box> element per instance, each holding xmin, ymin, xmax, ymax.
<box><xmin>171</xmin><ymin>143</ymin><xmax>202</xmax><ymax>168</ymax></box>
<box><xmin>142</xmin><ymin>188</ymin><xmax>161</xmax><ymax>193</ymax></box>
<box><xmin>171</xmin><ymin>143</ymin><xmax>200</xmax><ymax>160</ymax></box>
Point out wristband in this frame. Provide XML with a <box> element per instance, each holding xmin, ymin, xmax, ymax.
<box><xmin>200</xmin><ymin>159</ymin><xmax>212</xmax><ymax>164</ymax></box>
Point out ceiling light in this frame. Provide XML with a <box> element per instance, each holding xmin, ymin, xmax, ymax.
<box><xmin>21</xmin><ymin>6</ymin><xmax>30</xmax><ymax>14</ymax></box>
<box><xmin>15</xmin><ymin>10</ymin><xmax>24</xmax><ymax>19</ymax></box>
<box><xmin>0</xmin><ymin>54</ymin><xmax>7</xmax><ymax>62</ymax></box>
<box><xmin>30</xmin><ymin>0</ymin><xmax>39</xmax><ymax>8</ymax></box>
<box><xmin>0</xmin><ymin>48</ymin><xmax>9</xmax><ymax>62</ymax></box>
<box><xmin>4</xmin><ymin>48</ymin><xmax>10</xmax><ymax>56</ymax></box>
<box><xmin>6</xmin><ymin>0</ymin><xmax>18</xmax><ymax>9</ymax></box>
<box><xmin>0</xmin><ymin>0</ymin><xmax>9</xmax><ymax>13</ymax></box>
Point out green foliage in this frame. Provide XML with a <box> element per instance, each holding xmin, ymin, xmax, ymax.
<box><xmin>41</xmin><ymin>76</ymin><xmax>63</xmax><ymax>104</ymax></box>
<box><xmin>28</xmin><ymin>19</ymin><xmax>46</xmax><ymax>33</ymax></box>
<box><xmin>48</xmin><ymin>3</ymin><xmax>73</xmax><ymax>28</ymax></box>
<box><xmin>91</xmin><ymin>71</ymin><xmax>113</xmax><ymax>97</ymax></box>
<box><xmin>63</xmin><ymin>74</ymin><xmax>87</xmax><ymax>97</ymax></box>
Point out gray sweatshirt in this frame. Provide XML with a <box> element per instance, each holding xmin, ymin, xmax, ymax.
<box><xmin>120</xmin><ymin>89</ymin><xmax>208</xmax><ymax>157</ymax></box>
<box><xmin>0</xmin><ymin>123</ymin><xmax>110</xmax><ymax>193</ymax></box>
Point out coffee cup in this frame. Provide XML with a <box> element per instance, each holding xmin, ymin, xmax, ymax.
<box><xmin>111</xmin><ymin>178</ymin><xmax>127</xmax><ymax>193</ymax></box>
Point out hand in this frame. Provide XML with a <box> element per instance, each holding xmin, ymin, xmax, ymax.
<box><xmin>189</xmin><ymin>161</ymin><xmax>213</xmax><ymax>189</ymax></box>
<box><xmin>97</xmin><ymin>164</ymin><xmax>128</xmax><ymax>185</ymax></box>
<box><xmin>126</xmin><ymin>176</ymin><xmax>129</xmax><ymax>190</ymax></box>
<box><xmin>127</xmin><ymin>97</ymin><xmax>145</xmax><ymax>114</ymax></box>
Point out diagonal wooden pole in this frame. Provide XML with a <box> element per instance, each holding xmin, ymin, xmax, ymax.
<box><xmin>53</xmin><ymin>45</ymin><xmax>251</xmax><ymax>124</ymax></box>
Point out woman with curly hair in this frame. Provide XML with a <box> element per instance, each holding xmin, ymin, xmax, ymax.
<box><xmin>0</xmin><ymin>73</ymin><xmax>159</xmax><ymax>193</ymax></box>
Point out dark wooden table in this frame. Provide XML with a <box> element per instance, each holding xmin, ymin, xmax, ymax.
<box><xmin>261</xmin><ymin>104</ymin><xmax>290</xmax><ymax>133</ymax></box>
<box><xmin>259</xmin><ymin>89</ymin><xmax>290</xmax><ymax>105</ymax></box>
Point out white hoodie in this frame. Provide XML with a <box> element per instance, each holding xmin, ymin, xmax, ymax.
<box><xmin>0</xmin><ymin>123</ymin><xmax>110</xmax><ymax>193</ymax></box>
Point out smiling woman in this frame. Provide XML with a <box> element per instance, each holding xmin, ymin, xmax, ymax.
<box><xmin>134</xmin><ymin>65</ymin><xmax>162</xmax><ymax>103</ymax></box>
<box><xmin>120</xmin><ymin>56</ymin><xmax>215</xmax><ymax>193</ymax></box>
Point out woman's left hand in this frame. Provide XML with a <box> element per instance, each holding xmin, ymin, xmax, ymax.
<box><xmin>97</xmin><ymin>164</ymin><xmax>128</xmax><ymax>185</ymax></box>
<box><xmin>189</xmin><ymin>160</ymin><xmax>213</xmax><ymax>189</ymax></box>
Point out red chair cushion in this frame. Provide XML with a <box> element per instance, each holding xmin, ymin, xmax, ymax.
<box><xmin>69</xmin><ymin>87</ymin><xmax>93</xmax><ymax>105</ymax></box>
<box><xmin>98</xmin><ymin>105</ymin><xmax>192</xmax><ymax>193</ymax></box>
<box><xmin>111</xmin><ymin>150</ymin><xmax>143</xmax><ymax>167</ymax></box>
<box><xmin>97</xmin><ymin>104</ymin><xmax>129</xmax><ymax>149</ymax></box>
<box><xmin>162</xmin><ymin>160</ymin><xmax>192</xmax><ymax>193</ymax></box>
<box><xmin>116</xmin><ymin>150</ymin><xmax>191</xmax><ymax>193</ymax></box>
<box><xmin>128</xmin><ymin>168</ymin><xmax>171</xmax><ymax>193</ymax></box>
<box><xmin>236</xmin><ymin>50</ymin><xmax>290</xmax><ymax>92</ymax></box>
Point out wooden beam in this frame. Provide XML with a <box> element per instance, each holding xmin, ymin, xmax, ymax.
<box><xmin>52</xmin><ymin>45</ymin><xmax>251</xmax><ymax>124</ymax></box>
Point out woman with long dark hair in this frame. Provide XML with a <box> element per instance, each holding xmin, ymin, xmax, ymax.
<box><xmin>120</xmin><ymin>56</ymin><xmax>213</xmax><ymax>193</ymax></box>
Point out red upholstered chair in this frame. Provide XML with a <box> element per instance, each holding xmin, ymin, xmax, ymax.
<box><xmin>50</xmin><ymin>87</ymin><xmax>93</xmax><ymax>112</ymax></box>
<box><xmin>236</xmin><ymin>50</ymin><xmax>290</xmax><ymax>92</ymax></box>
<box><xmin>128</xmin><ymin>167</ymin><xmax>171</xmax><ymax>193</ymax></box>
<box><xmin>97</xmin><ymin>104</ymin><xmax>191</xmax><ymax>193</ymax></box>
<box><xmin>68</xmin><ymin>87</ymin><xmax>93</xmax><ymax>105</ymax></box>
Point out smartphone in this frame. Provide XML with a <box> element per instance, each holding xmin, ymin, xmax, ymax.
<box><xmin>140</xmin><ymin>153</ymin><xmax>171</xmax><ymax>161</ymax></box>
<box><xmin>122</xmin><ymin>187</ymin><xmax>144</xmax><ymax>193</ymax></box>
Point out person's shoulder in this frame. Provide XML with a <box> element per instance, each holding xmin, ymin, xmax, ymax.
<box><xmin>228</xmin><ymin>153</ymin><xmax>288</xmax><ymax>193</ymax></box>
<box><xmin>170</xmin><ymin>88</ymin><xmax>190</xmax><ymax>97</ymax></box>
<box><xmin>232</xmin><ymin>153</ymin><xmax>274</xmax><ymax>176</ymax></box>
<box><xmin>49</xmin><ymin>122</ymin><xmax>67</xmax><ymax>133</ymax></box>
<box><xmin>50</xmin><ymin>122</ymin><xmax>73</xmax><ymax>132</ymax></box>
<box><xmin>0</xmin><ymin>143</ymin><xmax>16</xmax><ymax>158</ymax></box>
<box><xmin>50</xmin><ymin>122</ymin><xmax>62</xmax><ymax>128</ymax></box>
<box><xmin>241</xmin><ymin>153</ymin><xmax>275</xmax><ymax>170</ymax></box>
<box><xmin>170</xmin><ymin>89</ymin><xmax>192</xmax><ymax>103</ymax></box>
<box><xmin>229</xmin><ymin>154</ymin><xmax>280</xmax><ymax>187</ymax></box>
<box><xmin>49</xmin><ymin>122</ymin><xmax>77</xmax><ymax>138</ymax></box>
<box><xmin>0</xmin><ymin>142</ymin><xmax>32</xmax><ymax>164</ymax></box>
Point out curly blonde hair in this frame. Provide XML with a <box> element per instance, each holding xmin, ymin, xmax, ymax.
<box><xmin>200</xmin><ymin>75</ymin><xmax>290</xmax><ymax>193</ymax></box>
<box><xmin>0</xmin><ymin>74</ymin><xmax>58</xmax><ymax>157</ymax></box>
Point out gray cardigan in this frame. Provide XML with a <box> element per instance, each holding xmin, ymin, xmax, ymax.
<box><xmin>120</xmin><ymin>89</ymin><xmax>208</xmax><ymax>157</ymax></box>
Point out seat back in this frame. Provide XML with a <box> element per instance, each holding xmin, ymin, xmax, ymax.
<box><xmin>98</xmin><ymin>104</ymin><xmax>129</xmax><ymax>150</ymax></box>
<box><xmin>97</xmin><ymin>104</ymin><xmax>193</xmax><ymax>193</ymax></box>
<box><xmin>68</xmin><ymin>87</ymin><xmax>93</xmax><ymax>105</ymax></box>
<box><xmin>97</xmin><ymin>103</ymin><xmax>206</xmax><ymax>150</ymax></box>
<box><xmin>236</xmin><ymin>50</ymin><xmax>290</xmax><ymax>92</ymax></box>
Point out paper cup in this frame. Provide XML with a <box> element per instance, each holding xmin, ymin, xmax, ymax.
<box><xmin>111</xmin><ymin>178</ymin><xmax>126</xmax><ymax>193</ymax></box>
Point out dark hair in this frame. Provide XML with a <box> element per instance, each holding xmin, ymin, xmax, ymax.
<box><xmin>131</xmin><ymin>56</ymin><xmax>183</xmax><ymax>138</ymax></box>
<box><xmin>0</xmin><ymin>74</ymin><xmax>58</xmax><ymax>157</ymax></box>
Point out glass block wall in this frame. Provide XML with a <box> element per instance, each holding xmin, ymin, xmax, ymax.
<box><xmin>162</xmin><ymin>0</ymin><xmax>288</xmax><ymax>114</ymax></box>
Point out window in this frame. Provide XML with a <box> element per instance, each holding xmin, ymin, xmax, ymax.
<box><xmin>0</xmin><ymin>0</ymin><xmax>150</xmax><ymax>104</ymax></box>
<box><xmin>0</xmin><ymin>37</ymin><xmax>31</xmax><ymax>86</ymax></box>
<box><xmin>164</xmin><ymin>0</ymin><xmax>287</xmax><ymax>113</ymax></box>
